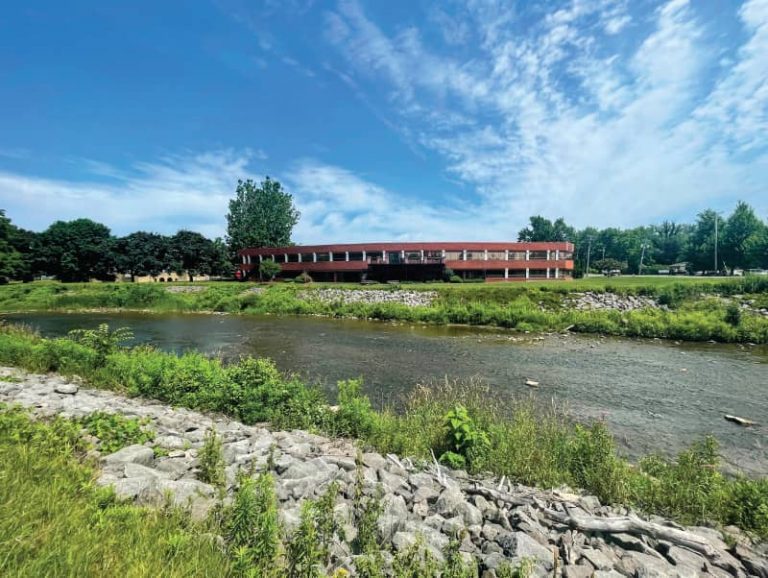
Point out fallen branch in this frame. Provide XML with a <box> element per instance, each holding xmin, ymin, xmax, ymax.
<box><xmin>541</xmin><ymin>508</ymin><xmax>716</xmax><ymax>559</ymax></box>
<box><xmin>464</xmin><ymin>483</ymin><xmax>533</xmax><ymax>507</ymax></box>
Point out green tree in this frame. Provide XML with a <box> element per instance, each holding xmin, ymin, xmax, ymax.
<box><xmin>169</xmin><ymin>230</ymin><xmax>216</xmax><ymax>282</ymax></box>
<box><xmin>36</xmin><ymin>219</ymin><xmax>115</xmax><ymax>282</ymax></box>
<box><xmin>226</xmin><ymin>177</ymin><xmax>300</xmax><ymax>253</ymax></box>
<box><xmin>115</xmin><ymin>232</ymin><xmax>171</xmax><ymax>281</ymax></box>
<box><xmin>259</xmin><ymin>259</ymin><xmax>281</xmax><ymax>281</ymax></box>
<box><xmin>0</xmin><ymin>210</ymin><xmax>25</xmax><ymax>280</ymax></box>
<box><xmin>518</xmin><ymin>216</ymin><xmax>574</xmax><ymax>242</ymax></box>
<box><xmin>592</xmin><ymin>258</ymin><xmax>626</xmax><ymax>273</ymax></box>
<box><xmin>722</xmin><ymin>201</ymin><xmax>764</xmax><ymax>271</ymax></box>
<box><xmin>210</xmin><ymin>237</ymin><xmax>234</xmax><ymax>278</ymax></box>
<box><xmin>686</xmin><ymin>210</ymin><xmax>726</xmax><ymax>272</ymax></box>
<box><xmin>745</xmin><ymin>225</ymin><xmax>768</xmax><ymax>269</ymax></box>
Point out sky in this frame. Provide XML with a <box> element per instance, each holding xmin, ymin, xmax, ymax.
<box><xmin>0</xmin><ymin>0</ymin><xmax>766</xmax><ymax>243</ymax></box>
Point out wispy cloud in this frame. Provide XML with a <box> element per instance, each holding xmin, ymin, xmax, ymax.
<box><xmin>323</xmin><ymin>0</ymin><xmax>768</xmax><ymax>226</ymax></box>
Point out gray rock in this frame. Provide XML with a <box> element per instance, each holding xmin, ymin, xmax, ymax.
<box><xmin>123</xmin><ymin>462</ymin><xmax>170</xmax><ymax>480</ymax></box>
<box><xmin>154</xmin><ymin>458</ymin><xmax>192</xmax><ymax>480</ymax></box>
<box><xmin>54</xmin><ymin>383</ymin><xmax>79</xmax><ymax>394</ymax></box>
<box><xmin>500</xmin><ymin>532</ymin><xmax>555</xmax><ymax>571</ymax></box>
<box><xmin>435</xmin><ymin>487</ymin><xmax>466</xmax><ymax>517</ymax></box>
<box><xmin>734</xmin><ymin>544</ymin><xmax>768</xmax><ymax>578</ymax></box>
<box><xmin>580</xmin><ymin>547</ymin><xmax>615</xmax><ymax>570</ymax></box>
<box><xmin>378</xmin><ymin>469</ymin><xmax>407</xmax><ymax>493</ymax></box>
<box><xmin>154</xmin><ymin>435</ymin><xmax>188</xmax><ymax>450</ymax></box>
<box><xmin>103</xmin><ymin>444</ymin><xmax>155</xmax><ymax>466</ymax></box>
<box><xmin>412</xmin><ymin>485</ymin><xmax>439</xmax><ymax>504</ymax></box>
<box><xmin>112</xmin><ymin>477</ymin><xmax>157</xmax><ymax>500</ymax></box>
<box><xmin>378</xmin><ymin>495</ymin><xmax>408</xmax><ymax>540</ymax></box>
<box><xmin>392</xmin><ymin>531</ymin><xmax>417</xmax><ymax>552</ymax></box>
<box><xmin>563</xmin><ymin>564</ymin><xmax>595</xmax><ymax>578</ymax></box>
<box><xmin>456</xmin><ymin>501</ymin><xmax>483</xmax><ymax>526</ymax></box>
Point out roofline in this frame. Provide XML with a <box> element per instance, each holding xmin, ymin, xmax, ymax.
<box><xmin>239</xmin><ymin>241</ymin><xmax>574</xmax><ymax>256</ymax></box>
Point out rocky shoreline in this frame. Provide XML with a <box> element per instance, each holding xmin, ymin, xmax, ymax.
<box><xmin>1</xmin><ymin>366</ymin><xmax>766</xmax><ymax>577</ymax></box>
<box><xmin>299</xmin><ymin>288</ymin><xmax>438</xmax><ymax>307</ymax></box>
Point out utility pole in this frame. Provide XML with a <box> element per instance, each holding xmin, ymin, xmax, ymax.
<box><xmin>585</xmin><ymin>237</ymin><xmax>593</xmax><ymax>277</ymax></box>
<box><xmin>714</xmin><ymin>215</ymin><xmax>718</xmax><ymax>274</ymax></box>
<box><xmin>638</xmin><ymin>243</ymin><xmax>648</xmax><ymax>275</ymax></box>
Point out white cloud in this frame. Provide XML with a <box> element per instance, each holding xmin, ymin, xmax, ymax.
<box><xmin>323</xmin><ymin>0</ymin><xmax>768</xmax><ymax>227</ymax></box>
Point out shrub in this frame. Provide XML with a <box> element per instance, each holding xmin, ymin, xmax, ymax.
<box><xmin>449</xmin><ymin>275</ymin><xmax>463</xmax><ymax>283</ymax></box>
<box><xmin>295</xmin><ymin>272</ymin><xmax>313</xmax><ymax>284</ymax></box>
<box><xmin>725</xmin><ymin>303</ymin><xmax>742</xmax><ymax>327</ymax></box>
<box><xmin>442</xmin><ymin>404</ymin><xmax>490</xmax><ymax>471</ymax></box>
<box><xmin>198</xmin><ymin>428</ymin><xmax>226</xmax><ymax>488</ymax></box>
<box><xmin>67</xmin><ymin>324</ymin><xmax>134</xmax><ymax>364</ymax></box>
<box><xmin>330</xmin><ymin>379</ymin><xmax>377</xmax><ymax>438</ymax></box>
<box><xmin>80</xmin><ymin>411</ymin><xmax>155</xmax><ymax>453</ymax></box>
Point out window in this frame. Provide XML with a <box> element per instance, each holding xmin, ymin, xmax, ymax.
<box><xmin>287</xmin><ymin>253</ymin><xmax>300</xmax><ymax>263</ymax></box>
<box><xmin>348</xmin><ymin>252</ymin><xmax>364</xmax><ymax>261</ymax></box>
<box><xmin>444</xmin><ymin>251</ymin><xmax>462</xmax><ymax>261</ymax></box>
<box><xmin>509</xmin><ymin>251</ymin><xmax>526</xmax><ymax>261</ymax></box>
<box><xmin>465</xmin><ymin>251</ymin><xmax>484</xmax><ymax>261</ymax></box>
<box><xmin>529</xmin><ymin>251</ymin><xmax>548</xmax><ymax>261</ymax></box>
<box><xmin>300</xmin><ymin>253</ymin><xmax>314</xmax><ymax>263</ymax></box>
<box><xmin>487</xmin><ymin>251</ymin><xmax>505</xmax><ymax>260</ymax></box>
<box><xmin>332</xmin><ymin>252</ymin><xmax>346</xmax><ymax>262</ymax></box>
<box><xmin>316</xmin><ymin>252</ymin><xmax>330</xmax><ymax>262</ymax></box>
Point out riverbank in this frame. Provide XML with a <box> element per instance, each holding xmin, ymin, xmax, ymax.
<box><xmin>2</xmin><ymin>366</ymin><xmax>767</xmax><ymax>577</ymax></box>
<box><xmin>1</xmin><ymin>278</ymin><xmax>768</xmax><ymax>343</ymax></box>
<box><xmin>0</xmin><ymin>322</ymin><xmax>767</xmax><ymax>542</ymax></box>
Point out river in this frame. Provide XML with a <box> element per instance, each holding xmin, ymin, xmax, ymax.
<box><xmin>4</xmin><ymin>311</ymin><xmax>767</xmax><ymax>476</ymax></box>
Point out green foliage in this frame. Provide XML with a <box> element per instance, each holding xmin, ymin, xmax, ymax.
<box><xmin>449</xmin><ymin>275</ymin><xmax>463</xmax><ymax>283</ymax></box>
<box><xmin>35</xmin><ymin>218</ymin><xmax>116</xmax><ymax>282</ymax></box>
<box><xmin>80</xmin><ymin>411</ymin><xmax>154</xmax><ymax>453</ymax></box>
<box><xmin>198</xmin><ymin>428</ymin><xmax>226</xmax><ymax>488</ymax></box>
<box><xmin>330</xmin><ymin>379</ymin><xmax>377</xmax><ymax>438</ymax></box>
<box><xmin>259</xmin><ymin>259</ymin><xmax>282</xmax><ymax>281</ymax></box>
<box><xmin>67</xmin><ymin>323</ymin><xmax>133</xmax><ymax>363</ymax></box>
<box><xmin>295</xmin><ymin>272</ymin><xmax>314</xmax><ymax>284</ymax></box>
<box><xmin>442</xmin><ymin>405</ymin><xmax>490</xmax><ymax>471</ymax></box>
<box><xmin>496</xmin><ymin>559</ymin><xmax>535</xmax><ymax>578</ymax></box>
<box><xmin>169</xmin><ymin>230</ymin><xmax>220</xmax><ymax>282</ymax></box>
<box><xmin>0</xmin><ymin>406</ymin><xmax>230</xmax><ymax>576</ymax></box>
<box><xmin>286</xmin><ymin>501</ymin><xmax>324</xmax><ymax>578</ymax></box>
<box><xmin>438</xmin><ymin>451</ymin><xmax>466</xmax><ymax>470</ymax></box>
<box><xmin>115</xmin><ymin>231</ymin><xmax>173</xmax><ymax>280</ymax></box>
<box><xmin>724</xmin><ymin>303</ymin><xmax>742</xmax><ymax>327</ymax></box>
<box><xmin>226</xmin><ymin>177</ymin><xmax>300</xmax><ymax>253</ymax></box>
<box><xmin>391</xmin><ymin>535</ymin><xmax>440</xmax><ymax>578</ymax></box>
<box><xmin>226</xmin><ymin>470</ymin><xmax>282</xmax><ymax>577</ymax></box>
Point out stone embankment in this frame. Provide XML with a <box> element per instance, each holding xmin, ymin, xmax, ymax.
<box><xmin>1</xmin><ymin>367</ymin><xmax>766</xmax><ymax>577</ymax></box>
<box><xmin>300</xmin><ymin>289</ymin><xmax>437</xmax><ymax>308</ymax></box>
<box><xmin>570</xmin><ymin>292</ymin><xmax>661</xmax><ymax>312</ymax></box>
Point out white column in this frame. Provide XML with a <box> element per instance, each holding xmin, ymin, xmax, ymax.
<box><xmin>555</xmin><ymin>268</ymin><xmax>560</xmax><ymax>279</ymax></box>
<box><xmin>298</xmin><ymin>253</ymin><xmax>302</xmax><ymax>263</ymax></box>
<box><xmin>526</xmin><ymin>268</ymin><xmax>530</xmax><ymax>279</ymax></box>
<box><xmin>362</xmin><ymin>250</ymin><xmax>367</xmax><ymax>261</ymax></box>
<box><xmin>401</xmin><ymin>250</ymin><xmax>405</xmax><ymax>260</ymax></box>
<box><xmin>313</xmin><ymin>253</ymin><xmax>317</xmax><ymax>263</ymax></box>
<box><xmin>258</xmin><ymin>255</ymin><xmax>263</xmax><ymax>263</ymax></box>
<box><xmin>284</xmin><ymin>254</ymin><xmax>288</xmax><ymax>263</ymax></box>
<box><xmin>345</xmin><ymin>251</ymin><xmax>349</xmax><ymax>262</ymax></box>
<box><xmin>484</xmin><ymin>249</ymin><xmax>488</xmax><ymax>261</ymax></box>
<box><xmin>505</xmin><ymin>249</ymin><xmax>509</xmax><ymax>260</ymax></box>
<box><xmin>525</xmin><ymin>250</ymin><xmax>530</xmax><ymax>261</ymax></box>
<box><xmin>329</xmin><ymin>252</ymin><xmax>333</xmax><ymax>262</ymax></box>
<box><xmin>546</xmin><ymin>268</ymin><xmax>550</xmax><ymax>279</ymax></box>
<box><xmin>546</xmin><ymin>250</ymin><xmax>550</xmax><ymax>261</ymax></box>
<box><xmin>272</xmin><ymin>255</ymin><xmax>276</xmax><ymax>262</ymax></box>
<box><xmin>420</xmin><ymin>249</ymin><xmax>424</xmax><ymax>262</ymax></box>
<box><xmin>463</xmin><ymin>249</ymin><xmax>467</xmax><ymax>260</ymax></box>
<box><xmin>504</xmin><ymin>268</ymin><xmax>509</xmax><ymax>279</ymax></box>
<box><xmin>441</xmin><ymin>249</ymin><xmax>446</xmax><ymax>259</ymax></box>
<box><xmin>555</xmin><ymin>250</ymin><xmax>560</xmax><ymax>260</ymax></box>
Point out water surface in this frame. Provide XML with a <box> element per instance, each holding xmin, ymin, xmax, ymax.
<box><xmin>5</xmin><ymin>311</ymin><xmax>767</xmax><ymax>475</ymax></box>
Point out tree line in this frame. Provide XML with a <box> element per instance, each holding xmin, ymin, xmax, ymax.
<box><xmin>0</xmin><ymin>177</ymin><xmax>299</xmax><ymax>283</ymax></box>
<box><xmin>518</xmin><ymin>201</ymin><xmax>768</xmax><ymax>275</ymax></box>
<box><xmin>2</xmin><ymin>176</ymin><xmax>766</xmax><ymax>282</ymax></box>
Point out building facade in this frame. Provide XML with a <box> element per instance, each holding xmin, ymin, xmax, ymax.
<box><xmin>238</xmin><ymin>242</ymin><xmax>574</xmax><ymax>282</ymax></box>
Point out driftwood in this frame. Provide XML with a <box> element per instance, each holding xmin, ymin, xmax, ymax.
<box><xmin>464</xmin><ymin>483</ymin><xmax>533</xmax><ymax>507</ymax></box>
<box><xmin>724</xmin><ymin>414</ymin><xmax>758</xmax><ymax>427</ymax></box>
<box><xmin>542</xmin><ymin>508</ymin><xmax>717</xmax><ymax>559</ymax></box>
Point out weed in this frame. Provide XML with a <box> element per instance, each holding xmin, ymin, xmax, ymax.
<box><xmin>198</xmin><ymin>428</ymin><xmax>226</xmax><ymax>488</ymax></box>
<box><xmin>80</xmin><ymin>411</ymin><xmax>155</xmax><ymax>453</ymax></box>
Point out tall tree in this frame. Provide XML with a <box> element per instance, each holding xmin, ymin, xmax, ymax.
<box><xmin>517</xmin><ymin>216</ymin><xmax>574</xmax><ymax>242</ymax></box>
<box><xmin>686</xmin><ymin>210</ymin><xmax>726</xmax><ymax>272</ymax></box>
<box><xmin>36</xmin><ymin>219</ymin><xmax>115</xmax><ymax>282</ymax></box>
<box><xmin>0</xmin><ymin>210</ymin><xmax>26</xmax><ymax>280</ymax></box>
<box><xmin>115</xmin><ymin>232</ymin><xmax>171</xmax><ymax>281</ymax></box>
<box><xmin>226</xmin><ymin>177</ymin><xmax>300</xmax><ymax>253</ymax></box>
<box><xmin>722</xmin><ymin>201</ymin><xmax>764</xmax><ymax>271</ymax></box>
<box><xmin>169</xmin><ymin>230</ymin><xmax>215</xmax><ymax>282</ymax></box>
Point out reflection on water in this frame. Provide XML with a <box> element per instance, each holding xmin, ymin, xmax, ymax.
<box><xmin>5</xmin><ymin>311</ymin><xmax>768</xmax><ymax>475</ymax></box>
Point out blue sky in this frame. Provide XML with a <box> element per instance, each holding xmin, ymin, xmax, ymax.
<box><xmin>1</xmin><ymin>0</ymin><xmax>766</xmax><ymax>242</ymax></box>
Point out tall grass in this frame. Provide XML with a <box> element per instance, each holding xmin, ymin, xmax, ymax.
<box><xmin>0</xmin><ymin>323</ymin><xmax>767</xmax><ymax>539</ymax></box>
<box><xmin>0</xmin><ymin>405</ymin><xmax>231</xmax><ymax>577</ymax></box>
